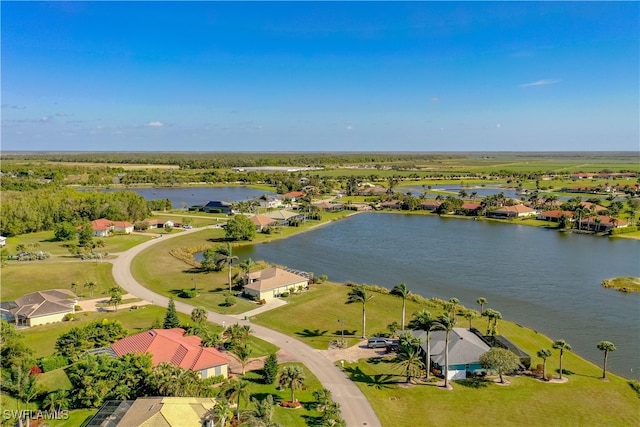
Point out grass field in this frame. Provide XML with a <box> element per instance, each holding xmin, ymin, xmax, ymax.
<box><xmin>1</xmin><ymin>262</ymin><xmax>118</xmax><ymax>301</ymax></box>
<box><xmin>2</xmin><ymin>230</ymin><xmax>153</xmax><ymax>256</ymax></box>
<box><xmin>251</xmin><ymin>283</ymin><xmax>639</xmax><ymax>426</ymax></box>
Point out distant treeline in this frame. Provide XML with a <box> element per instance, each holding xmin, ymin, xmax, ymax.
<box><xmin>1</xmin><ymin>152</ymin><xmax>464</xmax><ymax>169</ymax></box>
<box><xmin>1</xmin><ymin>188</ymin><xmax>150</xmax><ymax>236</ymax></box>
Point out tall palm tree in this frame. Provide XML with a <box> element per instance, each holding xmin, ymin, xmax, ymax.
<box><xmin>223</xmin><ymin>379</ymin><xmax>251</xmax><ymax>422</ymax></box>
<box><xmin>432</xmin><ymin>313</ymin><xmax>457</xmax><ymax>389</ymax></box>
<box><xmin>391</xmin><ymin>283</ymin><xmax>410</xmax><ymax>330</ymax></box>
<box><xmin>408</xmin><ymin>309</ymin><xmax>434</xmax><ymax>379</ymax></box>
<box><xmin>278</xmin><ymin>365</ymin><xmax>306</xmax><ymax>403</ymax></box>
<box><xmin>596</xmin><ymin>341</ymin><xmax>616</xmax><ymax>379</ymax></box>
<box><xmin>346</xmin><ymin>286</ymin><xmax>373</xmax><ymax>338</ymax></box>
<box><xmin>537</xmin><ymin>349</ymin><xmax>552</xmax><ymax>380</ymax></box>
<box><xmin>204</xmin><ymin>398</ymin><xmax>233</xmax><ymax>427</ymax></box>
<box><xmin>215</xmin><ymin>243</ymin><xmax>239</xmax><ymax>292</ymax></box>
<box><xmin>232</xmin><ymin>344</ymin><xmax>253</xmax><ymax>375</ymax></box>
<box><xmin>84</xmin><ymin>281</ymin><xmax>96</xmax><ymax>298</ymax></box>
<box><xmin>476</xmin><ymin>297</ymin><xmax>487</xmax><ymax>314</ymax></box>
<box><xmin>552</xmin><ymin>339</ymin><xmax>572</xmax><ymax>380</ymax></box>
<box><xmin>395</xmin><ymin>344</ymin><xmax>425</xmax><ymax>383</ymax></box>
<box><xmin>447</xmin><ymin>297</ymin><xmax>460</xmax><ymax>319</ymax></box>
<box><xmin>463</xmin><ymin>310</ymin><xmax>479</xmax><ymax>329</ymax></box>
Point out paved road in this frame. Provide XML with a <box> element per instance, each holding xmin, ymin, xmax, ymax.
<box><xmin>109</xmin><ymin>227</ymin><xmax>381</xmax><ymax>427</ymax></box>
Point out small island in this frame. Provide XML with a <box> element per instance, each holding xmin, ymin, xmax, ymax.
<box><xmin>602</xmin><ymin>277</ymin><xmax>640</xmax><ymax>293</ymax></box>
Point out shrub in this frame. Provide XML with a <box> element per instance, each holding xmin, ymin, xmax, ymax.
<box><xmin>39</xmin><ymin>355</ymin><xmax>70</xmax><ymax>372</ymax></box>
<box><xmin>280</xmin><ymin>292</ymin><xmax>289</xmax><ymax>298</ymax></box>
<box><xmin>259</xmin><ymin>299</ymin><xmax>267</xmax><ymax>305</ymax></box>
<box><xmin>546</xmin><ymin>373</ymin><xmax>554</xmax><ymax>381</ymax></box>
<box><xmin>610</xmin><ymin>225</ymin><xmax>638</xmax><ymax>235</ymax></box>
<box><xmin>224</xmin><ymin>295</ymin><xmax>236</xmax><ymax>306</ymax></box>
<box><xmin>63</xmin><ymin>314</ymin><xmax>75</xmax><ymax>321</ymax></box>
<box><xmin>180</xmin><ymin>289</ymin><xmax>198</xmax><ymax>298</ymax></box>
<box><xmin>74</xmin><ymin>305</ymin><xmax>83</xmax><ymax>311</ymax></box>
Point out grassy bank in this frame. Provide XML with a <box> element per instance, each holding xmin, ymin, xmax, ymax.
<box><xmin>251</xmin><ymin>283</ymin><xmax>638</xmax><ymax>426</ymax></box>
<box><xmin>602</xmin><ymin>276</ymin><xmax>640</xmax><ymax>292</ymax></box>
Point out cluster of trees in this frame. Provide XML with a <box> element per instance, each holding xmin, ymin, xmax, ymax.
<box><xmin>55</xmin><ymin>319</ymin><xmax>128</xmax><ymax>360</ymax></box>
<box><xmin>1</xmin><ymin>188</ymin><xmax>150</xmax><ymax>236</ymax></box>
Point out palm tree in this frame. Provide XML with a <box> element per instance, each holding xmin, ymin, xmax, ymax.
<box><xmin>70</xmin><ymin>282</ymin><xmax>78</xmax><ymax>296</ymax></box>
<box><xmin>476</xmin><ymin>297</ymin><xmax>487</xmax><ymax>314</ymax></box>
<box><xmin>395</xmin><ymin>344</ymin><xmax>425</xmax><ymax>383</ymax></box>
<box><xmin>408</xmin><ymin>309</ymin><xmax>434</xmax><ymax>380</ymax></box>
<box><xmin>204</xmin><ymin>398</ymin><xmax>233</xmax><ymax>427</ymax></box>
<box><xmin>462</xmin><ymin>310</ymin><xmax>479</xmax><ymax>329</ymax></box>
<box><xmin>232</xmin><ymin>344</ymin><xmax>253</xmax><ymax>375</ymax></box>
<box><xmin>346</xmin><ymin>286</ymin><xmax>373</xmax><ymax>338</ymax></box>
<box><xmin>432</xmin><ymin>313</ymin><xmax>457</xmax><ymax>389</ymax></box>
<box><xmin>191</xmin><ymin>307</ymin><xmax>207</xmax><ymax>324</ymax></box>
<box><xmin>391</xmin><ymin>283</ymin><xmax>410</xmax><ymax>330</ymax></box>
<box><xmin>552</xmin><ymin>339</ymin><xmax>572</xmax><ymax>380</ymax></box>
<box><xmin>597</xmin><ymin>341</ymin><xmax>616</xmax><ymax>379</ymax></box>
<box><xmin>84</xmin><ymin>281</ymin><xmax>96</xmax><ymax>298</ymax></box>
<box><xmin>223</xmin><ymin>379</ymin><xmax>251</xmax><ymax>422</ymax></box>
<box><xmin>239</xmin><ymin>257</ymin><xmax>255</xmax><ymax>276</ymax></box>
<box><xmin>278</xmin><ymin>365</ymin><xmax>306</xmax><ymax>403</ymax></box>
<box><xmin>537</xmin><ymin>349</ymin><xmax>552</xmax><ymax>380</ymax></box>
<box><xmin>215</xmin><ymin>243</ymin><xmax>239</xmax><ymax>292</ymax></box>
<box><xmin>482</xmin><ymin>308</ymin><xmax>502</xmax><ymax>336</ymax></box>
<box><xmin>447</xmin><ymin>297</ymin><xmax>460</xmax><ymax>319</ymax></box>
<box><xmin>312</xmin><ymin>388</ymin><xmax>333</xmax><ymax>413</ymax></box>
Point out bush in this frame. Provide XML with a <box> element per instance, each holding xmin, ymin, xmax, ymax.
<box><xmin>224</xmin><ymin>295</ymin><xmax>236</xmax><ymax>306</ymax></box>
<box><xmin>280</xmin><ymin>292</ymin><xmax>290</xmax><ymax>298</ymax></box>
<box><xmin>74</xmin><ymin>305</ymin><xmax>83</xmax><ymax>311</ymax></box>
<box><xmin>180</xmin><ymin>289</ymin><xmax>198</xmax><ymax>298</ymax></box>
<box><xmin>39</xmin><ymin>355</ymin><xmax>70</xmax><ymax>372</ymax></box>
<box><xmin>610</xmin><ymin>225</ymin><xmax>638</xmax><ymax>235</ymax></box>
<box><xmin>63</xmin><ymin>314</ymin><xmax>75</xmax><ymax>321</ymax></box>
<box><xmin>259</xmin><ymin>299</ymin><xmax>267</xmax><ymax>305</ymax></box>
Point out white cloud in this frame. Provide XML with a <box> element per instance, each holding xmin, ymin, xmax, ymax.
<box><xmin>39</xmin><ymin>116</ymin><xmax>50</xmax><ymax>122</ymax></box>
<box><xmin>147</xmin><ymin>121</ymin><xmax>164</xmax><ymax>127</ymax></box>
<box><xmin>431</xmin><ymin>97</ymin><xmax>440</xmax><ymax>102</ymax></box>
<box><xmin>346</xmin><ymin>124</ymin><xmax>354</xmax><ymax>131</ymax></box>
<box><xmin>520</xmin><ymin>79</ymin><xmax>560</xmax><ymax>87</ymax></box>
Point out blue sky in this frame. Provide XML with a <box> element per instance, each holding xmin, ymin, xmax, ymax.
<box><xmin>2</xmin><ymin>1</ymin><xmax>638</xmax><ymax>152</ymax></box>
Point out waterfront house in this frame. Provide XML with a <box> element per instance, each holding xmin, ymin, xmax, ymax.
<box><xmin>578</xmin><ymin>215</ymin><xmax>628</xmax><ymax>232</ymax></box>
<box><xmin>265</xmin><ymin>209</ymin><xmax>304</xmax><ymax>225</ymax></box>
<box><xmin>201</xmin><ymin>200</ymin><xmax>233</xmax><ymax>214</ymax></box>
<box><xmin>5</xmin><ymin>289</ymin><xmax>77</xmax><ymax>327</ymax></box>
<box><xmin>425</xmin><ymin>328</ymin><xmax>492</xmax><ymax>380</ymax></box>
<box><xmin>249</xmin><ymin>214</ymin><xmax>278</xmax><ymax>231</ymax></box>
<box><xmin>537</xmin><ymin>210</ymin><xmax>574</xmax><ymax>222</ymax></box>
<box><xmin>243</xmin><ymin>267</ymin><xmax>310</xmax><ymax>301</ymax></box>
<box><xmin>419</xmin><ymin>200</ymin><xmax>442</xmax><ymax>211</ymax></box>
<box><xmin>488</xmin><ymin>205</ymin><xmax>537</xmax><ymax>218</ymax></box>
<box><xmin>111</xmin><ymin>328</ymin><xmax>229</xmax><ymax>379</ymax></box>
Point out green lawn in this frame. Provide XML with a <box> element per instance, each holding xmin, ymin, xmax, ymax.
<box><xmin>1</xmin><ymin>262</ymin><xmax>118</xmax><ymax>302</ymax></box>
<box><xmin>251</xmin><ymin>283</ymin><xmax>638</xmax><ymax>426</ymax></box>
<box><xmin>253</xmin><ymin>282</ymin><xmax>442</xmax><ymax>349</ymax></box>
<box><xmin>3</xmin><ymin>230</ymin><xmax>153</xmax><ymax>257</ymax></box>
<box><xmin>237</xmin><ymin>362</ymin><xmax>325</xmax><ymax>427</ymax></box>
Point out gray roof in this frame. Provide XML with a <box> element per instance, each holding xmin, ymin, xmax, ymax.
<box><xmin>11</xmin><ymin>289</ymin><xmax>77</xmax><ymax>319</ymax></box>
<box><xmin>425</xmin><ymin>328</ymin><xmax>491</xmax><ymax>366</ymax></box>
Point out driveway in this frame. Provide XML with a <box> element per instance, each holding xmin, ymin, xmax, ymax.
<box><xmin>108</xmin><ymin>226</ymin><xmax>381</xmax><ymax>427</ymax></box>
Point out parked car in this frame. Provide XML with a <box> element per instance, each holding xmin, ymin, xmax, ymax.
<box><xmin>183</xmin><ymin>225</ymin><xmax>193</xmax><ymax>229</ymax></box>
<box><xmin>367</xmin><ymin>337</ymin><xmax>392</xmax><ymax>348</ymax></box>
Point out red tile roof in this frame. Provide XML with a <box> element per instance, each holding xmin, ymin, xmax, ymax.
<box><xmin>461</xmin><ymin>202</ymin><xmax>481</xmax><ymax>210</ymax></box>
<box><xmin>283</xmin><ymin>191</ymin><xmax>305</xmax><ymax>198</ymax></box>
<box><xmin>111</xmin><ymin>328</ymin><xmax>229</xmax><ymax>371</ymax></box>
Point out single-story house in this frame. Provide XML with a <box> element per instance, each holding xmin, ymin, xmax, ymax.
<box><xmin>0</xmin><ymin>236</ymin><xmax>6</xmax><ymax>247</ymax></box>
<box><xmin>282</xmin><ymin>191</ymin><xmax>306</xmax><ymax>201</ymax></box>
<box><xmin>459</xmin><ymin>202</ymin><xmax>482</xmax><ymax>214</ymax></box>
<box><xmin>419</xmin><ymin>200</ymin><xmax>442</xmax><ymax>211</ymax></box>
<box><xmin>142</xmin><ymin>219</ymin><xmax>159</xmax><ymax>229</ymax></box>
<box><xmin>201</xmin><ymin>200</ymin><xmax>233</xmax><ymax>214</ymax></box>
<box><xmin>537</xmin><ymin>210</ymin><xmax>574</xmax><ymax>222</ymax></box>
<box><xmin>265</xmin><ymin>209</ymin><xmax>304</xmax><ymax>225</ymax></box>
<box><xmin>111</xmin><ymin>328</ymin><xmax>230</xmax><ymax>379</ymax></box>
<box><xmin>425</xmin><ymin>328</ymin><xmax>492</xmax><ymax>380</ymax></box>
<box><xmin>243</xmin><ymin>267</ymin><xmax>310</xmax><ymax>301</ymax></box>
<box><xmin>259</xmin><ymin>195</ymin><xmax>284</xmax><ymax>209</ymax></box>
<box><xmin>578</xmin><ymin>215</ymin><xmax>628</xmax><ymax>232</ymax></box>
<box><xmin>86</xmin><ymin>218</ymin><xmax>134</xmax><ymax>236</ymax></box>
<box><xmin>88</xmin><ymin>397</ymin><xmax>218</xmax><ymax>427</ymax></box>
<box><xmin>156</xmin><ymin>219</ymin><xmax>175</xmax><ymax>229</ymax></box>
<box><xmin>379</xmin><ymin>200</ymin><xmax>403</xmax><ymax>210</ymax></box>
<box><xmin>313</xmin><ymin>200</ymin><xmax>344</xmax><ymax>212</ymax></box>
<box><xmin>358</xmin><ymin>185</ymin><xmax>388</xmax><ymax>196</ymax></box>
<box><xmin>250</xmin><ymin>214</ymin><xmax>278</xmax><ymax>231</ymax></box>
<box><xmin>488</xmin><ymin>205</ymin><xmax>537</xmax><ymax>218</ymax></box>
<box><xmin>580</xmin><ymin>202</ymin><xmax>606</xmax><ymax>213</ymax></box>
<box><xmin>6</xmin><ymin>289</ymin><xmax>77</xmax><ymax>327</ymax></box>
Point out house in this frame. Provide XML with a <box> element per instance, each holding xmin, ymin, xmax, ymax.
<box><xmin>87</xmin><ymin>218</ymin><xmax>134</xmax><ymax>236</ymax></box>
<box><xmin>282</xmin><ymin>191</ymin><xmax>306</xmax><ymax>201</ymax></box>
<box><xmin>259</xmin><ymin>195</ymin><xmax>284</xmax><ymax>209</ymax></box>
<box><xmin>156</xmin><ymin>219</ymin><xmax>175</xmax><ymax>229</ymax></box>
<box><xmin>488</xmin><ymin>205</ymin><xmax>537</xmax><ymax>218</ymax></box>
<box><xmin>379</xmin><ymin>200</ymin><xmax>403</xmax><ymax>210</ymax></box>
<box><xmin>537</xmin><ymin>210</ymin><xmax>574</xmax><ymax>222</ymax></box>
<box><xmin>313</xmin><ymin>200</ymin><xmax>344</xmax><ymax>212</ymax></box>
<box><xmin>578</xmin><ymin>215</ymin><xmax>628</xmax><ymax>232</ymax></box>
<box><xmin>87</xmin><ymin>397</ymin><xmax>218</xmax><ymax>427</ymax></box>
<box><xmin>459</xmin><ymin>202</ymin><xmax>482</xmax><ymax>214</ymax></box>
<box><xmin>111</xmin><ymin>328</ymin><xmax>230</xmax><ymax>379</ymax></box>
<box><xmin>142</xmin><ymin>219</ymin><xmax>159</xmax><ymax>229</ymax></box>
<box><xmin>243</xmin><ymin>267</ymin><xmax>310</xmax><ymax>301</ymax></box>
<box><xmin>358</xmin><ymin>185</ymin><xmax>387</xmax><ymax>196</ymax></box>
<box><xmin>6</xmin><ymin>289</ymin><xmax>77</xmax><ymax>327</ymax></box>
<box><xmin>424</xmin><ymin>328</ymin><xmax>492</xmax><ymax>380</ymax></box>
<box><xmin>201</xmin><ymin>200</ymin><xmax>233</xmax><ymax>214</ymax></box>
<box><xmin>265</xmin><ymin>209</ymin><xmax>304</xmax><ymax>225</ymax></box>
<box><xmin>249</xmin><ymin>214</ymin><xmax>278</xmax><ymax>231</ymax></box>
<box><xmin>0</xmin><ymin>236</ymin><xmax>6</xmax><ymax>247</ymax></box>
<box><xmin>419</xmin><ymin>200</ymin><xmax>442</xmax><ymax>211</ymax></box>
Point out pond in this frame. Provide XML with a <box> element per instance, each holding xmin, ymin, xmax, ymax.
<box><xmin>234</xmin><ymin>212</ymin><xmax>640</xmax><ymax>378</ymax></box>
<box><xmin>102</xmin><ymin>186</ymin><xmax>274</xmax><ymax>208</ymax></box>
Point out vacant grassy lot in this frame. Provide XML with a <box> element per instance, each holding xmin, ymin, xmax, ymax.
<box><xmin>3</xmin><ymin>230</ymin><xmax>153</xmax><ymax>256</ymax></box>
<box><xmin>252</xmin><ymin>283</ymin><xmax>638</xmax><ymax>426</ymax></box>
<box><xmin>1</xmin><ymin>262</ymin><xmax>117</xmax><ymax>301</ymax></box>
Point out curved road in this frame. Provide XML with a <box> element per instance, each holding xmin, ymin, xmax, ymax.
<box><xmin>109</xmin><ymin>228</ymin><xmax>381</xmax><ymax>427</ymax></box>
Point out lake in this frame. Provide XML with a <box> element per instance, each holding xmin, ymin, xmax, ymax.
<box><xmin>104</xmin><ymin>186</ymin><xmax>274</xmax><ymax>208</ymax></box>
<box><xmin>234</xmin><ymin>212</ymin><xmax>640</xmax><ymax>378</ymax></box>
